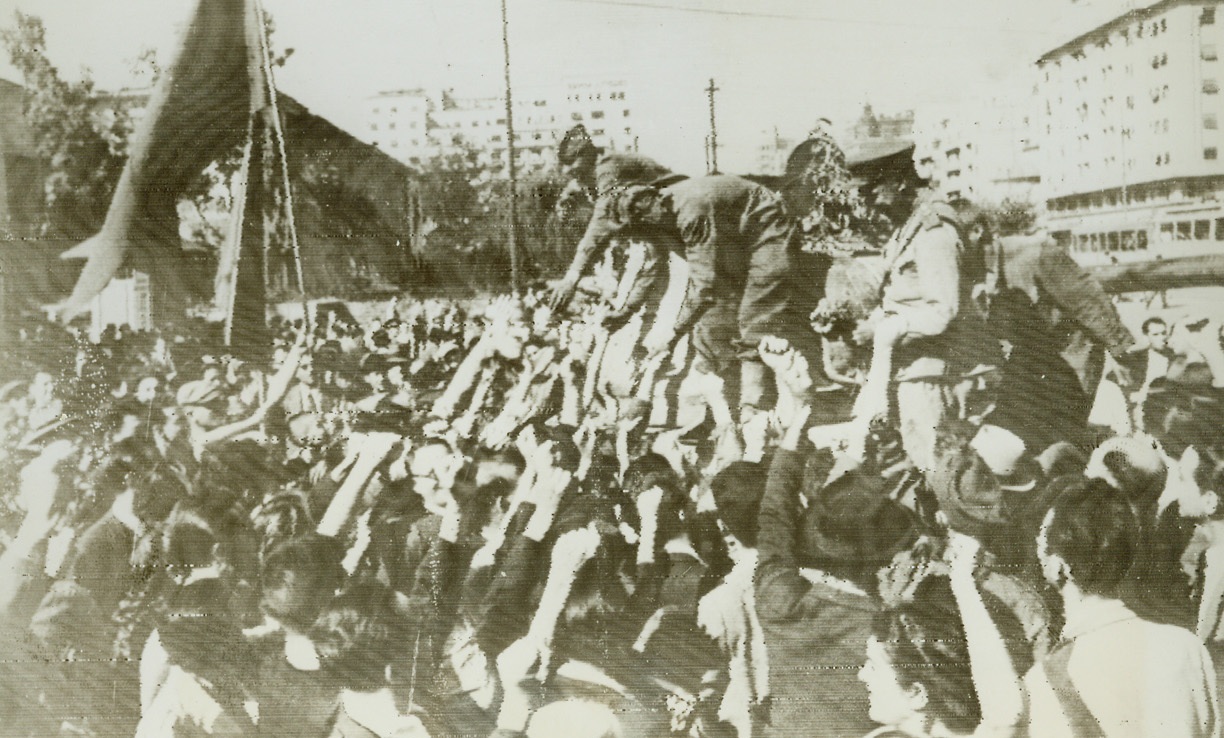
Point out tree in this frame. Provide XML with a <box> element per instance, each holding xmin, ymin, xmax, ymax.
<box><xmin>1</xmin><ymin>12</ymin><xmax>131</xmax><ymax>239</ymax></box>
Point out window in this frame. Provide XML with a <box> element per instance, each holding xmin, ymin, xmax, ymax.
<box><xmin>1207</xmin><ymin>80</ymin><xmax>1222</xmax><ymax>94</ymax></box>
<box><xmin>590</xmin><ymin>110</ymin><xmax>605</xmax><ymax>119</ymax></box>
<box><xmin>1138</xmin><ymin>230</ymin><xmax>1148</xmax><ymax>249</ymax></box>
<box><xmin>592</xmin><ymin>129</ymin><xmax>605</xmax><ymax>135</ymax></box>
<box><xmin>491</xmin><ymin>135</ymin><xmax>502</xmax><ymax>142</ymax></box>
<box><xmin>1206</xmin><ymin>44</ymin><xmax>1220</xmax><ymax>61</ymax></box>
<box><xmin>371</xmin><ymin>123</ymin><xmax>378</xmax><ymax>131</ymax></box>
<box><xmin>1207</xmin><ymin>114</ymin><xmax>1219</xmax><ymax>130</ymax></box>
<box><xmin>391</xmin><ymin>107</ymin><xmax>398</xmax><ymax>113</ymax></box>
<box><xmin>1204</xmin><ymin>7</ymin><xmax>1216</xmax><ymax>25</ymax></box>
<box><xmin>1108</xmin><ymin>232</ymin><xmax>1120</xmax><ymax>251</ymax></box>
<box><xmin>623</xmin><ymin>109</ymin><xmax>631</xmax><ymax>117</ymax></box>
<box><xmin>1216</xmin><ymin>219</ymin><xmax>1224</xmax><ymax>241</ymax></box>
<box><xmin>571</xmin><ymin>112</ymin><xmax>583</xmax><ymax>121</ymax></box>
<box><xmin>1178</xmin><ymin>221</ymin><xmax>1193</xmax><ymax>240</ymax></box>
<box><xmin>1196</xmin><ymin>220</ymin><xmax>1211</xmax><ymax>240</ymax></box>
<box><xmin>1160</xmin><ymin>222</ymin><xmax>1174</xmax><ymax>241</ymax></box>
<box><xmin>1207</xmin><ymin>147</ymin><xmax>1219</xmax><ymax>160</ymax></box>
<box><xmin>388</xmin><ymin>122</ymin><xmax>396</xmax><ymax>130</ymax></box>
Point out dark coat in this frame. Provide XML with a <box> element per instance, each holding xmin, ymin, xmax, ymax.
<box><xmin>756</xmin><ymin>449</ymin><xmax>879</xmax><ymax>738</ymax></box>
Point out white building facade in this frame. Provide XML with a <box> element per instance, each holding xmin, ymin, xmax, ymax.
<box><xmin>1036</xmin><ymin>0</ymin><xmax>1224</xmax><ymax>265</ymax></box>
<box><xmin>357</xmin><ymin>81</ymin><xmax>636</xmax><ymax>169</ymax></box>
<box><xmin>911</xmin><ymin>81</ymin><xmax>1042</xmax><ymax>205</ymax></box>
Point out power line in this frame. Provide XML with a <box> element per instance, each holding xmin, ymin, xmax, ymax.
<box><xmin>706</xmin><ymin>78</ymin><xmax>719</xmax><ymax>174</ymax></box>
<box><xmin>501</xmin><ymin>0</ymin><xmax>520</xmax><ymax>293</ymax></box>
<box><xmin>556</xmin><ymin>0</ymin><xmax>1058</xmax><ymax>36</ymax></box>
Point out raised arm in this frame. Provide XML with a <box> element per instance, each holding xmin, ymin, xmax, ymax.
<box><xmin>946</xmin><ymin>532</ymin><xmax>1023</xmax><ymax>736</ymax></box>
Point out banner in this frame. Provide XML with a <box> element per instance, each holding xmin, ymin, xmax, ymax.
<box><xmin>58</xmin><ymin>0</ymin><xmax>296</xmax><ymax>333</ymax></box>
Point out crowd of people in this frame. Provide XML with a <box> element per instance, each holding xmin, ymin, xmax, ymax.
<box><xmin>3</xmin><ymin>127</ymin><xmax>1224</xmax><ymax>738</ymax></box>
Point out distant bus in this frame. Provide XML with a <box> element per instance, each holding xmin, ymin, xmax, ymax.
<box><xmin>1061</xmin><ymin>208</ymin><xmax>1224</xmax><ymax>267</ymax></box>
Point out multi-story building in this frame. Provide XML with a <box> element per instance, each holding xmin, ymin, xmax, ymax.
<box><xmin>361</xmin><ymin>89</ymin><xmax>431</xmax><ymax>164</ymax></box>
<box><xmin>911</xmin><ymin>80</ymin><xmax>1042</xmax><ymax>204</ymax></box>
<box><xmin>1037</xmin><ymin>0</ymin><xmax>1224</xmax><ymax>265</ymax></box>
<box><xmin>357</xmin><ymin>80</ymin><xmax>636</xmax><ymax>169</ymax></box>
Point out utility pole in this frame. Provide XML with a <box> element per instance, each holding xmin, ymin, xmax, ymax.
<box><xmin>705</xmin><ymin>78</ymin><xmax>719</xmax><ymax>174</ymax></box>
<box><xmin>500</xmin><ymin>0</ymin><xmax>520</xmax><ymax>292</ymax></box>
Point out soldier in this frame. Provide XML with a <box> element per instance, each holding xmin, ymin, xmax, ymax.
<box><xmin>854</xmin><ymin>179</ymin><xmax>964</xmax><ymax>471</ymax></box>
<box><xmin>613</xmin><ymin>175</ymin><xmax>822</xmax><ymax>421</ymax></box>
<box><xmin>546</xmin><ymin>125</ymin><xmax>680</xmax><ymax>310</ymax></box>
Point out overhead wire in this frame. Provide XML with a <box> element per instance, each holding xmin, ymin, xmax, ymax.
<box><xmin>555</xmin><ymin>0</ymin><xmax>1058</xmax><ymax>37</ymax></box>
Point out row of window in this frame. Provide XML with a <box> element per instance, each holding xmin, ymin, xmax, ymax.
<box><xmin>1159</xmin><ymin>218</ymin><xmax>1224</xmax><ymax>242</ymax></box>
<box><xmin>564</xmin><ymin>91</ymin><xmax>627</xmax><ymax>102</ymax></box>
<box><xmin>1069</xmin><ymin>230</ymin><xmax>1149</xmax><ymax>253</ymax></box>
<box><xmin>1069</xmin><ymin>218</ymin><xmax>1224</xmax><ymax>254</ymax></box>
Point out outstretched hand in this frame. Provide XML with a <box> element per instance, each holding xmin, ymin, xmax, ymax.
<box><xmin>546</xmin><ymin>275</ymin><xmax>579</xmax><ymax>311</ymax></box>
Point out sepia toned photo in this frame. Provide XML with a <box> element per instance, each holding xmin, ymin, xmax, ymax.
<box><xmin>0</xmin><ymin>1</ymin><xmax>1222</xmax><ymax>736</ymax></box>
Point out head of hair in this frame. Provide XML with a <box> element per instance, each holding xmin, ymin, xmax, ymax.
<box><xmin>623</xmin><ymin>453</ymin><xmax>680</xmax><ymax>498</ymax></box>
<box><xmin>1142</xmin><ymin>380</ymin><xmax>1222</xmax><ymax>458</ymax></box>
<box><xmin>1089</xmin><ymin>436</ymin><xmax>1166</xmax><ymax>513</ymax></box>
<box><xmin>260</xmin><ymin>533</ymin><xmax>347</xmax><ymax>631</ymax></box>
<box><xmin>563</xmin><ymin>526</ymin><xmax>633</xmax><ymax>625</ymax></box>
<box><xmin>558</xmin><ymin>124</ymin><xmax>598</xmax><ymax>166</ymax></box>
<box><xmin>1141</xmin><ymin>317</ymin><xmax>1166</xmax><ymax>336</ymax></box>
<box><xmin>873</xmin><ymin>576</ymin><xmax>982</xmax><ymax>734</ymax></box>
<box><xmin>534</xmin><ymin>423</ymin><xmax>583</xmax><ymax>472</ymax></box>
<box><xmin>710</xmin><ymin>461</ymin><xmax>766</xmax><ymax>547</ymax></box>
<box><xmin>310</xmin><ymin>580</ymin><xmax>399</xmax><ymax>692</ymax></box>
<box><xmin>130</xmin><ymin>464</ymin><xmax>186</xmax><ymax>525</ymax></box>
<box><xmin>1045</xmin><ymin>477</ymin><xmax>1139</xmax><ymax>597</ymax></box>
<box><xmin>162</xmin><ymin>501</ymin><xmax>220</xmax><ymax>572</ymax></box>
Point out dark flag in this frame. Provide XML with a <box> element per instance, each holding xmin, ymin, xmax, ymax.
<box><xmin>57</xmin><ymin>0</ymin><xmax>304</xmax><ymax>352</ymax></box>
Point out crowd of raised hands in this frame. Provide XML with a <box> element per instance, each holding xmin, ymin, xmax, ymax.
<box><xmin>4</xmin><ymin>272</ymin><xmax>1224</xmax><ymax>738</ymax></box>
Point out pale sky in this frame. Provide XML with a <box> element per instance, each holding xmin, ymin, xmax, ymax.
<box><xmin>0</xmin><ymin>0</ymin><xmax>1091</xmax><ymax>174</ymax></box>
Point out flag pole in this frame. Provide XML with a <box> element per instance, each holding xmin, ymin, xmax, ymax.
<box><xmin>251</xmin><ymin>0</ymin><xmax>312</xmax><ymax>336</ymax></box>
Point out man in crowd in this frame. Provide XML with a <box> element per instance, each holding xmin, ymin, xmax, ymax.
<box><xmin>1121</xmin><ymin>316</ymin><xmax>1173</xmax><ymax>390</ymax></box>
<box><xmin>1026</xmin><ymin>479</ymin><xmax>1220</xmax><ymax>738</ymax></box>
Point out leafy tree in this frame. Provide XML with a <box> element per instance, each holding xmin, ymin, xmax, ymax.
<box><xmin>1</xmin><ymin>12</ymin><xmax>131</xmax><ymax>239</ymax></box>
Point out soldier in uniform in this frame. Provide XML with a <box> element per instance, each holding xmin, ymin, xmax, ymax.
<box><xmin>546</xmin><ymin>125</ymin><xmax>680</xmax><ymax>310</ymax></box>
<box><xmin>613</xmin><ymin>175</ymin><xmax>823</xmax><ymax>421</ymax></box>
<box><xmin>854</xmin><ymin>180</ymin><xmax>964</xmax><ymax>471</ymax></box>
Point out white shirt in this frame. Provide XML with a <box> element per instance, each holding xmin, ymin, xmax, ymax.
<box><xmin>1025</xmin><ymin>598</ymin><xmax>1220</xmax><ymax>738</ymax></box>
<box><xmin>1144</xmin><ymin>349</ymin><xmax>1170</xmax><ymax>388</ymax></box>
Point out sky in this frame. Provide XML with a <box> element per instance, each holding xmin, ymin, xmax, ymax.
<box><xmin>0</xmin><ymin>0</ymin><xmax>1094</xmax><ymax>174</ymax></box>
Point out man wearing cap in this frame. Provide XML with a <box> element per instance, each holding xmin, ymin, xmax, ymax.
<box><xmin>927</xmin><ymin>422</ymin><xmax>1055</xmax><ymax>662</ymax></box>
<box><xmin>612</xmin><ymin>175</ymin><xmax>823</xmax><ymax>419</ymax></box>
<box><xmin>546</xmin><ymin>125</ymin><xmax>677</xmax><ymax>311</ymax></box>
<box><xmin>854</xmin><ymin>179</ymin><xmax>964</xmax><ymax>472</ymax></box>
<box><xmin>755</xmin><ymin>400</ymin><xmax>915</xmax><ymax>737</ymax></box>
